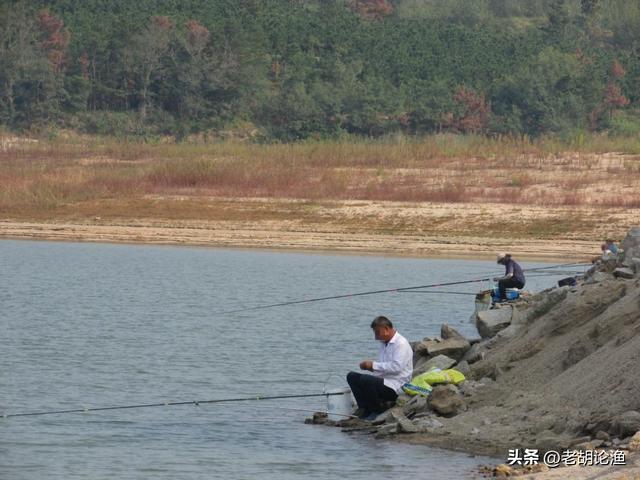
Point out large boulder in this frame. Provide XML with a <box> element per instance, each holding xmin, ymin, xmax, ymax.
<box><xmin>413</xmin><ymin>330</ymin><xmax>471</xmax><ymax>361</ymax></box>
<box><xmin>476</xmin><ymin>306</ymin><xmax>513</xmax><ymax>338</ymax></box>
<box><xmin>413</xmin><ymin>354</ymin><xmax>457</xmax><ymax>376</ymax></box>
<box><xmin>428</xmin><ymin>384</ymin><xmax>466</xmax><ymax>416</ymax></box>
<box><xmin>441</xmin><ymin>323</ymin><xmax>466</xmax><ymax>340</ymax></box>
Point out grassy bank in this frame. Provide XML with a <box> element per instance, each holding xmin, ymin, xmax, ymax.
<box><xmin>2</xmin><ymin>133</ymin><xmax>640</xmax><ymax>205</ymax></box>
<box><xmin>0</xmin><ymin>132</ymin><xmax>638</xmax><ymax>245</ymax></box>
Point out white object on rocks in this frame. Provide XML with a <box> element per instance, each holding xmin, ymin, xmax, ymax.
<box><xmin>326</xmin><ymin>387</ymin><xmax>354</xmax><ymax>421</ymax></box>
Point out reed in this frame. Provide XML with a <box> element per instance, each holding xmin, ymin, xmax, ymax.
<box><xmin>1</xmin><ymin>132</ymin><xmax>640</xmax><ymax>218</ymax></box>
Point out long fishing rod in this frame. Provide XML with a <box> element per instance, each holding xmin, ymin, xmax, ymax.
<box><xmin>2</xmin><ymin>392</ymin><xmax>343</xmax><ymax>419</ymax></box>
<box><xmin>214</xmin><ymin>277</ymin><xmax>493</xmax><ymax>315</ymax></box>
<box><xmin>215</xmin><ymin>262</ymin><xmax>591</xmax><ymax>316</ymax></box>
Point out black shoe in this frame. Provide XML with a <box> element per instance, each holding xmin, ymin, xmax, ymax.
<box><xmin>357</xmin><ymin>410</ymin><xmax>372</xmax><ymax>420</ymax></box>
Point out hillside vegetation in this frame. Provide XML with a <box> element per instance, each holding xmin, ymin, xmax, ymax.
<box><xmin>1</xmin><ymin>0</ymin><xmax>639</xmax><ymax>140</ymax></box>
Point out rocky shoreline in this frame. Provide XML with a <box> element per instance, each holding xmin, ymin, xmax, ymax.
<box><xmin>308</xmin><ymin>227</ymin><xmax>640</xmax><ymax>478</ymax></box>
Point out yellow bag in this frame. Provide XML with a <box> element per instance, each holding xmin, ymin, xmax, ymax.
<box><xmin>402</xmin><ymin>368</ymin><xmax>466</xmax><ymax>396</ymax></box>
<box><xmin>402</xmin><ymin>377</ymin><xmax>433</xmax><ymax>396</ymax></box>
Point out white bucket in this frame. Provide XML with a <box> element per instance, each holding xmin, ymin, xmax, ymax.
<box><xmin>326</xmin><ymin>387</ymin><xmax>354</xmax><ymax>421</ymax></box>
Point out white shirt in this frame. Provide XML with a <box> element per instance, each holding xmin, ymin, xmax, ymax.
<box><xmin>372</xmin><ymin>331</ymin><xmax>413</xmax><ymax>392</ymax></box>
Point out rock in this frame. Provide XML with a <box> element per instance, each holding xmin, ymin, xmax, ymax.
<box><xmin>476</xmin><ymin>307</ymin><xmax>513</xmax><ymax>338</ymax></box>
<box><xmin>375</xmin><ymin>406</ymin><xmax>404</xmax><ymax>425</ymax></box>
<box><xmin>402</xmin><ymin>395</ymin><xmax>428</xmax><ymax>417</ymax></box>
<box><xmin>455</xmin><ymin>360</ymin><xmax>470</xmax><ymax>376</ymax></box>
<box><xmin>413</xmin><ymin>417</ymin><xmax>443</xmax><ymax>432</ymax></box>
<box><xmin>394</xmin><ymin>393</ymin><xmax>412</xmax><ymax>407</ymax></box>
<box><xmin>583</xmin><ymin>271</ymin><xmax>609</xmax><ymax>285</ymax></box>
<box><xmin>413</xmin><ymin>354</ymin><xmax>457</xmax><ymax>376</ymax></box>
<box><xmin>519</xmin><ymin>287</ymin><xmax>569</xmax><ymax>324</ymax></box>
<box><xmin>441</xmin><ymin>324</ymin><xmax>467</xmax><ymax>340</ymax></box>
<box><xmin>614</xmin><ymin>267</ymin><xmax>636</xmax><ymax>279</ymax></box>
<box><xmin>459</xmin><ymin>380</ymin><xmax>480</xmax><ymax>397</ymax></box>
<box><xmin>572</xmin><ymin>441</ymin><xmax>597</xmax><ymax>451</ymax></box>
<box><xmin>595</xmin><ymin>431</ymin><xmax>610</xmax><ymax>442</ymax></box>
<box><xmin>413</xmin><ymin>337</ymin><xmax>470</xmax><ymax>361</ymax></box>
<box><xmin>396</xmin><ymin>415</ymin><xmax>419</xmax><ymax>433</ymax></box>
<box><xmin>536</xmin><ymin>430</ymin><xmax>562</xmax><ymax>451</ymax></box>
<box><xmin>462</xmin><ymin>340</ymin><xmax>489</xmax><ymax>364</ymax></box>
<box><xmin>613</xmin><ymin>411</ymin><xmax>640</xmax><ymax>438</ymax></box>
<box><xmin>493</xmin><ymin>464</ymin><xmax>514</xmax><ymax>478</ymax></box>
<box><xmin>628</xmin><ymin>431</ymin><xmax>640</xmax><ymax>451</ymax></box>
<box><xmin>478</xmin><ymin>376</ymin><xmax>494</xmax><ymax>385</ymax></box>
<box><xmin>622</xmin><ymin>226</ymin><xmax>640</xmax><ymax>263</ymax></box>
<box><xmin>375</xmin><ymin>423</ymin><xmax>399</xmax><ymax>437</ymax></box>
<box><xmin>428</xmin><ymin>384</ymin><xmax>466</xmax><ymax>416</ymax></box>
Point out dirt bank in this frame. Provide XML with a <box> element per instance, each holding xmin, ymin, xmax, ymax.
<box><xmin>2</xmin><ymin>198</ymin><xmax>635</xmax><ymax>261</ymax></box>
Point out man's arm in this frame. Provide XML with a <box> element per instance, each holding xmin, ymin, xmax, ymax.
<box><xmin>359</xmin><ymin>360</ymin><xmax>374</xmax><ymax>371</ymax></box>
<box><xmin>371</xmin><ymin>344</ymin><xmax>412</xmax><ymax>375</ymax></box>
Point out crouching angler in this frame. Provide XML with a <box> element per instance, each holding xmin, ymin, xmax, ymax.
<box><xmin>346</xmin><ymin>316</ymin><xmax>413</xmax><ymax>421</ymax></box>
<box><xmin>494</xmin><ymin>253</ymin><xmax>525</xmax><ymax>300</ymax></box>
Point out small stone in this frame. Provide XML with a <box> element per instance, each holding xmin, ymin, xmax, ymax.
<box><xmin>396</xmin><ymin>415</ymin><xmax>419</xmax><ymax>433</ymax></box>
<box><xmin>573</xmin><ymin>441</ymin><xmax>595</xmax><ymax>451</ymax></box>
<box><xmin>375</xmin><ymin>423</ymin><xmax>399</xmax><ymax>437</ymax></box>
<box><xmin>569</xmin><ymin>436</ymin><xmax>592</xmax><ymax>447</ymax></box>
<box><xmin>493</xmin><ymin>464</ymin><xmax>514</xmax><ymax>478</ymax></box>
<box><xmin>613</xmin><ymin>267</ymin><xmax>635</xmax><ymax>279</ymax></box>
<box><xmin>414</xmin><ymin>417</ymin><xmax>444</xmax><ymax>432</ymax></box>
<box><xmin>402</xmin><ymin>395</ymin><xmax>428</xmax><ymax>417</ymax></box>
<box><xmin>595</xmin><ymin>431</ymin><xmax>610</xmax><ymax>442</ymax></box>
<box><xmin>613</xmin><ymin>411</ymin><xmax>640</xmax><ymax>438</ymax></box>
<box><xmin>628</xmin><ymin>431</ymin><xmax>640</xmax><ymax>451</ymax></box>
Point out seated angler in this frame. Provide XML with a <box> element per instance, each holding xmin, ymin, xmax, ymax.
<box><xmin>346</xmin><ymin>316</ymin><xmax>413</xmax><ymax>421</ymax></box>
<box><xmin>494</xmin><ymin>253</ymin><xmax>526</xmax><ymax>301</ymax></box>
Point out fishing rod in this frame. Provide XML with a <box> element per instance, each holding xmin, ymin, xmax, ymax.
<box><xmin>214</xmin><ymin>277</ymin><xmax>493</xmax><ymax>315</ymax></box>
<box><xmin>215</xmin><ymin>262</ymin><xmax>591</xmax><ymax>316</ymax></box>
<box><xmin>1</xmin><ymin>392</ymin><xmax>343</xmax><ymax>419</ymax></box>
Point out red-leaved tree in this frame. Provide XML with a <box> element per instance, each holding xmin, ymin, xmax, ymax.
<box><xmin>348</xmin><ymin>0</ymin><xmax>394</xmax><ymax>21</ymax></box>
<box><xmin>451</xmin><ymin>86</ymin><xmax>490</xmax><ymax>134</ymax></box>
<box><xmin>37</xmin><ymin>9</ymin><xmax>70</xmax><ymax>74</ymax></box>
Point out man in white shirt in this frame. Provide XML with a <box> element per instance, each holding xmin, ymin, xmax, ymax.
<box><xmin>346</xmin><ymin>316</ymin><xmax>413</xmax><ymax>421</ymax></box>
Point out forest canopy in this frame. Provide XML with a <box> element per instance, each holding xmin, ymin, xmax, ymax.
<box><xmin>0</xmin><ymin>0</ymin><xmax>638</xmax><ymax>140</ymax></box>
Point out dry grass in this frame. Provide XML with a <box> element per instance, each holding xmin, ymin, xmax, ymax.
<box><xmin>2</xmin><ymin>132</ymin><xmax>640</xmax><ymax>222</ymax></box>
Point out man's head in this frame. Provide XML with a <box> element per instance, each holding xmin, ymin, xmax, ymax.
<box><xmin>496</xmin><ymin>252</ymin><xmax>510</xmax><ymax>265</ymax></box>
<box><xmin>370</xmin><ymin>316</ymin><xmax>395</xmax><ymax>343</ymax></box>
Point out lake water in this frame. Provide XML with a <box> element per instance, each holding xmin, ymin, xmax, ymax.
<box><xmin>0</xmin><ymin>240</ymin><xmax>581</xmax><ymax>479</ymax></box>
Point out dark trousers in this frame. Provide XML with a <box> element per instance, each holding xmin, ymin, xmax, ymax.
<box><xmin>498</xmin><ymin>278</ymin><xmax>525</xmax><ymax>299</ymax></box>
<box><xmin>346</xmin><ymin>371</ymin><xmax>398</xmax><ymax>414</ymax></box>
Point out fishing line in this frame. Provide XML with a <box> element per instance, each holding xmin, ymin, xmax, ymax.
<box><xmin>2</xmin><ymin>392</ymin><xmax>343</xmax><ymax>419</ymax></box>
<box><xmin>215</xmin><ymin>262</ymin><xmax>591</xmax><ymax>316</ymax></box>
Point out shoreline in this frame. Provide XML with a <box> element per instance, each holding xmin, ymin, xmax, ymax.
<box><xmin>0</xmin><ymin>219</ymin><xmax>598</xmax><ymax>263</ymax></box>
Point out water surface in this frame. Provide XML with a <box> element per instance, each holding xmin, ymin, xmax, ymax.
<box><xmin>1</xmin><ymin>240</ymin><xmax>579</xmax><ymax>479</ymax></box>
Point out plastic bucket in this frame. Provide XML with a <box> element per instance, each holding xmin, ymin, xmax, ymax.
<box><xmin>505</xmin><ymin>288</ymin><xmax>519</xmax><ymax>300</ymax></box>
<box><xmin>326</xmin><ymin>387</ymin><xmax>354</xmax><ymax>421</ymax></box>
